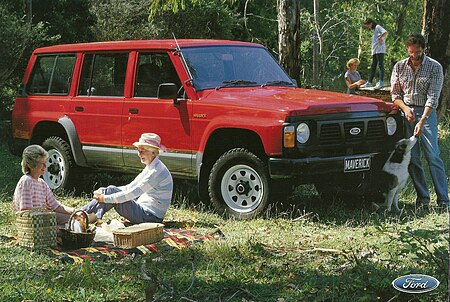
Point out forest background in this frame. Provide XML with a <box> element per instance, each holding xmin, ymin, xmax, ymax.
<box><xmin>1</xmin><ymin>0</ymin><xmax>450</xmax><ymax>122</ymax></box>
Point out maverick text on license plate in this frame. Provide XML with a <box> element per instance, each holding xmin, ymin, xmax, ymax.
<box><xmin>344</xmin><ymin>156</ymin><xmax>371</xmax><ymax>172</ymax></box>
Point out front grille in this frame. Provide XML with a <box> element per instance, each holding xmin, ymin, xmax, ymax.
<box><xmin>366</xmin><ymin>120</ymin><xmax>386</xmax><ymax>142</ymax></box>
<box><xmin>319</xmin><ymin>123</ymin><xmax>340</xmax><ymax>145</ymax></box>
<box><xmin>319</xmin><ymin>119</ymin><xmax>386</xmax><ymax>146</ymax></box>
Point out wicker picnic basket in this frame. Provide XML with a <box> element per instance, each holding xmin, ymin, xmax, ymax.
<box><xmin>60</xmin><ymin>210</ymin><xmax>96</xmax><ymax>249</ymax></box>
<box><xmin>112</xmin><ymin>223</ymin><xmax>164</xmax><ymax>248</ymax></box>
<box><xmin>16</xmin><ymin>209</ymin><xmax>57</xmax><ymax>249</ymax></box>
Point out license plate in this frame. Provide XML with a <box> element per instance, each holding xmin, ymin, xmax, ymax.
<box><xmin>344</xmin><ymin>156</ymin><xmax>371</xmax><ymax>172</ymax></box>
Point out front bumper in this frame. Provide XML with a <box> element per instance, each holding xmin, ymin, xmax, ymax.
<box><xmin>268</xmin><ymin>152</ymin><xmax>387</xmax><ymax>180</ymax></box>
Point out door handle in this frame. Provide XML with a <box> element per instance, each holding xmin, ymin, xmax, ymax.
<box><xmin>129</xmin><ymin>108</ymin><xmax>139</xmax><ymax>114</ymax></box>
<box><xmin>75</xmin><ymin>106</ymin><xmax>84</xmax><ymax>112</ymax></box>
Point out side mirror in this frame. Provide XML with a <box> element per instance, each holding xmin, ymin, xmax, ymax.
<box><xmin>158</xmin><ymin>83</ymin><xmax>179</xmax><ymax>104</ymax></box>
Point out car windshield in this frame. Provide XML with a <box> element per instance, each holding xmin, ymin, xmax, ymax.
<box><xmin>182</xmin><ymin>45</ymin><xmax>295</xmax><ymax>91</ymax></box>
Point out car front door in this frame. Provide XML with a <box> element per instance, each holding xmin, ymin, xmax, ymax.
<box><xmin>122</xmin><ymin>51</ymin><xmax>193</xmax><ymax>176</ymax></box>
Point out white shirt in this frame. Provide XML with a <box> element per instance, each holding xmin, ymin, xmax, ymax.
<box><xmin>103</xmin><ymin>157</ymin><xmax>173</xmax><ymax>219</ymax></box>
<box><xmin>371</xmin><ymin>25</ymin><xmax>387</xmax><ymax>55</ymax></box>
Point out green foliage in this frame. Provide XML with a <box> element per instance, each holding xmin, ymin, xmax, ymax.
<box><xmin>149</xmin><ymin>0</ymin><xmax>237</xmax><ymax>39</ymax></box>
<box><xmin>0</xmin><ymin>2</ymin><xmax>45</xmax><ymax>87</ymax></box>
<box><xmin>90</xmin><ymin>0</ymin><xmax>156</xmax><ymax>41</ymax></box>
<box><xmin>31</xmin><ymin>0</ymin><xmax>95</xmax><ymax>44</ymax></box>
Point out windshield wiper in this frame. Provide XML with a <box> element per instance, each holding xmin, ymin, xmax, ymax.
<box><xmin>261</xmin><ymin>80</ymin><xmax>294</xmax><ymax>87</ymax></box>
<box><xmin>215</xmin><ymin>80</ymin><xmax>257</xmax><ymax>90</ymax></box>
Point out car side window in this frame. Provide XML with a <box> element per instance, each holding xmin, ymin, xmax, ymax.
<box><xmin>26</xmin><ymin>55</ymin><xmax>76</xmax><ymax>95</ymax></box>
<box><xmin>78</xmin><ymin>53</ymin><xmax>128</xmax><ymax>97</ymax></box>
<box><xmin>135</xmin><ymin>52</ymin><xmax>182</xmax><ymax>98</ymax></box>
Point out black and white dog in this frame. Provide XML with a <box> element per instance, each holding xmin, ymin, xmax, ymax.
<box><xmin>372</xmin><ymin>136</ymin><xmax>417</xmax><ymax>212</ymax></box>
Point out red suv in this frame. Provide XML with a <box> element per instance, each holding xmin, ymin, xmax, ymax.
<box><xmin>12</xmin><ymin>39</ymin><xmax>403</xmax><ymax>218</ymax></box>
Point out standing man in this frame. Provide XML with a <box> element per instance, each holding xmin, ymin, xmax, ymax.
<box><xmin>391</xmin><ymin>33</ymin><xmax>449</xmax><ymax>208</ymax></box>
<box><xmin>361</xmin><ymin>18</ymin><xmax>388</xmax><ymax>89</ymax></box>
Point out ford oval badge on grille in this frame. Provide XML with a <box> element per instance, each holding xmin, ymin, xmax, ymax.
<box><xmin>392</xmin><ymin>274</ymin><xmax>439</xmax><ymax>294</ymax></box>
<box><xmin>349</xmin><ymin>127</ymin><xmax>361</xmax><ymax>135</ymax></box>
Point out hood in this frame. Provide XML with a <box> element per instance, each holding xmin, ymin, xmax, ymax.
<box><xmin>196</xmin><ymin>86</ymin><xmax>393</xmax><ymax>115</ymax></box>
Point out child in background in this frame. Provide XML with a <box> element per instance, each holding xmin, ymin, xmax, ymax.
<box><xmin>344</xmin><ymin>58</ymin><xmax>366</xmax><ymax>94</ymax></box>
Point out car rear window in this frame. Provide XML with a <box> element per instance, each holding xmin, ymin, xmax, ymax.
<box><xmin>26</xmin><ymin>54</ymin><xmax>76</xmax><ymax>95</ymax></box>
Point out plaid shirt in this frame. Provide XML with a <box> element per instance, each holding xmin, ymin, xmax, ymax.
<box><xmin>391</xmin><ymin>55</ymin><xmax>443</xmax><ymax>109</ymax></box>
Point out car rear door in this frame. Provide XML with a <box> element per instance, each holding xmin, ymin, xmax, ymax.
<box><xmin>69</xmin><ymin>52</ymin><xmax>128</xmax><ymax>167</ymax></box>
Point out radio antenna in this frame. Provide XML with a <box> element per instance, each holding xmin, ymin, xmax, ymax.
<box><xmin>172</xmin><ymin>33</ymin><xmax>193</xmax><ymax>81</ymax></box>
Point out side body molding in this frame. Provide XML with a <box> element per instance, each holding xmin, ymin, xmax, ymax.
<box><xmin>58</xmin><ymin>116</ymin><xmax>87</xmax><ymax>167</ymax></box>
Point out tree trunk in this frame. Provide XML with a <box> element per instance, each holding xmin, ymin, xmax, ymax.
<box><xmin>422</xmin><ymin>0</ymin><xmax>450</xmax><ymax>118</ymax></box>
<box><xmin>441</xmin><ymin>59</ymin><xmax>450</xmax><ymax>118</ymax></box>
<box><xmin>394</xmin><ymin>0</ymin><xmax>409</xmax><ymax>37</ymax></box>
<box><xmin>312</xmin><ymin>0</ymin><xmax>319</xmax><ymax>87</ymax></box>
<box><xmin>277</xmin><ymin>0</ymin><xmax>301</xmax><ymax>85</ymax></box>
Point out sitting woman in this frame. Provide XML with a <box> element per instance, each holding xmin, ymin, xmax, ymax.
<box><xmin>13</xmin><ymin>145</ymin><xmax>79</xmax><ymax>225</ymax></box>
<box><xmin>81</xmin><ymin>133</ymin><xmax>173</xmax><ymax>224</ymax></box>
<box><xmin>344</xmin><ymin>58</ymin><xmax>366</xmax><ymax>94</ymax></box>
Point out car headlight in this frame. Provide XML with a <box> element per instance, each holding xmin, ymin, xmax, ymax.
<box><xmin>296</xmin><ymin>123</ymin><xmax>310</xmax><ymax>144</ymax></box>
<box><xmin>386</xmin><ymin>116</ymin><xmax>397</xmax><ymax>136</ymax></box>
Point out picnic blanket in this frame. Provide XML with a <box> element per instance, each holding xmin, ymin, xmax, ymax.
<box><xmin>1</xmin><ymin>228</ymin><xmax>224</xmax><ymax>264</ymax></box>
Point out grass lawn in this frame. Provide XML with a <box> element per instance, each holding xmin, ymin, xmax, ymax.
<box><xmin>0</xmin><ymin>120</ymin><xmax>449</xmax><ymax>301</ymax></box>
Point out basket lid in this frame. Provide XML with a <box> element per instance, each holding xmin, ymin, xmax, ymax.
<box><xmin>17</xmin><ymin>209</ymin><xmax>56</xmax><ymax>217</ymax></box>
<box><xmin>112</xmin><ymin>223</ymin><xmax>164</xmax><ymax>235</ymax></box>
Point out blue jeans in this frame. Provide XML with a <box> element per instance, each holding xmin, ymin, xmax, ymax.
<box><xmin>81</xmin><ymin>185</ymin><xmax>163</xmax><ymax>224</ymax></box>
<box><xmin>369</xmin><ymin>53</ymin><xmax>385</xmax><ymax>83</ymax></box>
<box><xmin>405</xmin><ymin>107</ymin><xmax>449</xmax><ymax>204</ymax></box>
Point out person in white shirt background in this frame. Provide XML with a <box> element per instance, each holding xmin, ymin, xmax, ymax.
<box><xmin>361</xmin><ymin>18</ymin><xmax>388</xmax><ymax>89</ymax></box>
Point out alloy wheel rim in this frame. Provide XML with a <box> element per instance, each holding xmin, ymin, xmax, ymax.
<box><xmin>43</xmin><ymin>149</ymin><xmax>66</xmax><ymax>189</ymax></box>
<box><xmin>220</xmin><ymin>164</ymin><xmax>264</xmax><ymax>213</ymax></box>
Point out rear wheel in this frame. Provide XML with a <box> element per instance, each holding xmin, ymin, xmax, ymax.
<box><xmin>42</xmin><ymin>136</ymin><xmax>74</xmax><ymax>190</ymax></box>
<box><xmin>208</xmin><ymin>148</ymin><xmax>269</xmax><ymax>219</ymax></box>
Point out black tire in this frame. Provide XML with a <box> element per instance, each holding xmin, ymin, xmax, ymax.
<box><xmin>42</xmin><ymin>136</ymin><xmax>74</xmax><ymax>190</ymax></box>
<box><xmin>208</xmin><ymin>148</ymin><xmax>270</xmax><ymax>219</ymax></box>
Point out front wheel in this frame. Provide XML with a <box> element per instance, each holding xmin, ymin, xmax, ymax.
<box><xmin>208</xmin><ymin>148</ymin><xmax>270</xmax><ymax>219</ymax></box>
<box><xmin>42</xmin><ymin>136</ymin><xmax>74</xmax><ymax>190</ymax></box>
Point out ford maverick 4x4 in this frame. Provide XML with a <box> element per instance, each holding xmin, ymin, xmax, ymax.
<box><xmin>12</xmin><ymin>39</ymin><xmax>404</xmax><ymax>219</ymax></box>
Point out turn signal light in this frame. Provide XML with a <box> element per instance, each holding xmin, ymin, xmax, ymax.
<box><xmin>284</xmin><ymin>126</ymin><xmax>295</xmax><ymax>148</ymax></box>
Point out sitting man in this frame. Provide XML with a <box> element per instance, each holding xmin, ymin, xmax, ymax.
<box><xmin>82</xmin><ymin>133</ymin><xmax>173</xmax><ymax>224</ymax></box>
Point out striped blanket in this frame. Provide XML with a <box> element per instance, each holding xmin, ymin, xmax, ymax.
<box><xmin>2</xmin><ymin>228</ymin><xmax>224</xmax><ymax>264</ymax></box>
